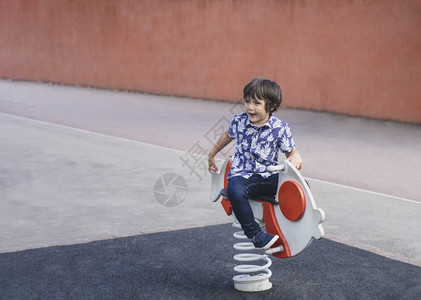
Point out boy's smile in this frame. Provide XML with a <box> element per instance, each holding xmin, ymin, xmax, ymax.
<box><xmin>245</xmin><ymin>97</ymin><xmax>270</xmax><ymax>127</ymax></box>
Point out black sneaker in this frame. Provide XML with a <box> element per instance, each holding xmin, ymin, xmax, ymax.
<box><xmin>251</xmin><ymin>231</ymin><xmax>279</xmax><ymax>250</ymax></box>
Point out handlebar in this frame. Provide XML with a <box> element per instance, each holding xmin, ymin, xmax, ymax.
<box><xmin>266</xmin><ymin>163</ymin><xmax>286</xmax><ymax>172</ymax></box>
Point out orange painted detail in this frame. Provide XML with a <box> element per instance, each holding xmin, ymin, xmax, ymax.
<box><xmin>224</xmin><ymin>160</ymin><xmax>232</xmax><ymax>190</ymax></box>
<box><xmin>278</xmin><ymin>181</ymin><xmax>306</xmax><ymax>222</ymax></box>
<box><xmin>221</xmin><ymin>198</ymin><xmax>232</xmax><ymax>216</ymax></box>
<box><xmin>221</xmin><ymin>160</ymin><xmax>233</xmax><ymax>215</ymax></box>
<box><xmin>261</xmin><ymin>202</ymin><xmax>291</xmax><ymax>258</ymax></box>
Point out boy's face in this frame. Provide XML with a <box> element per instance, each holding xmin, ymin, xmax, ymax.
<box><xmin>244</xmin><ymin>97</ymin><xmax>270</xmax><ymax>127</ymax></box>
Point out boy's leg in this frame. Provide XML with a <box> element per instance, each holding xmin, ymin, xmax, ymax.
<box><xmin>260</xmin><ymin>173</ymin><xmax>279</xmax><ymax>196</ymax></box>
<box><xmin>227</xmin><ymin>174</ymin><xmax>280</xmax><ymax>249</ymax></box>
<box><xmin>227</xmin><ymin>175</ymin><xmax>261</xmax><ymax>239</ymax></box>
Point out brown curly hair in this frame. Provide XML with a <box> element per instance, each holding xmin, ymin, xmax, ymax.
<box><xmin>243</xmin><ymin>78</ymin><xmax>283</xmax><ymax>113</ymax></box>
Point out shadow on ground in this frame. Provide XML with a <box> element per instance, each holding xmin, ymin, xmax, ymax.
<box><xmin>0</xmin><ymin>224</ymin><xmax>420</xmax><ymax>299</ymax></box>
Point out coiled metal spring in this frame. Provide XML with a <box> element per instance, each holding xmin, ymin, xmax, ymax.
<box><xmin>231</xmin><ymin>220</ymin><xmax>274</xmax><ymax>292</ymax></box>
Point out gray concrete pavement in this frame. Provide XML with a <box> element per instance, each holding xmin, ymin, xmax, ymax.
<box><xmin>0</xmin><ymin>112</ymin><xmax>419</xmax><ymax>267</ymax></box>
<box><xmin>0</xmin><ymin>80</ymin><xmax>420</xmax><ymax>201</ymax></box>
<box><xmin>0</xmin><ymin>113</ymin><xmax>231</xmax><ymax>252</ymax></box>
<box><xmin>0</xmin><ymin>80</ymin><xmax>420</xmax><ymax>268</ymax></box>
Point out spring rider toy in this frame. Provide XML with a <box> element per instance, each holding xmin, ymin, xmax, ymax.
<box><xmin>210</xmin><ymin>157</ymin><xmax>325</xmax><ymax>292</ymax></box>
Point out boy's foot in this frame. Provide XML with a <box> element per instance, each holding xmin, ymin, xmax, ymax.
<box><xmin>251</xmin><ymin>231</ymin><xmax>279</xmax><ymax>250</ymax></box>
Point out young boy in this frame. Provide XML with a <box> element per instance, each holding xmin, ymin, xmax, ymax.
<box><xmin>208</xmin><ymin>78</ymin><xmax>303</xmax><ymax>250</ymax></box>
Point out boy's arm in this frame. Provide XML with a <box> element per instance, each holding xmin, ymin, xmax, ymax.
<box><xmin>208</xmin><ymin>130</ymin><xmax>233</xmax><ymax>173</ymax></box>
<box><xmin>285</xmin><ymin>148</ymin><xmax>303</xmax><ymax>170</ymax></box>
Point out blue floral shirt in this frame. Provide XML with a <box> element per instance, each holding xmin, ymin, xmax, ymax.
<box><xmin>228</xmin><ymin>113</ymin><xmax>295</xmax><ymax>179</ymax></box>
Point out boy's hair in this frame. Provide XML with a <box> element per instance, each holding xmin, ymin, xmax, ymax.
<box><xmin>243</xmin><ymin>78</ymin><xmax>283</xmax><ymax>113</ymax></box>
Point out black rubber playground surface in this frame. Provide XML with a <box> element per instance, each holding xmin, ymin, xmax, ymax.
<box><xmin>1</xmin><ymin>224</ymin><xmax>420</xmax><ymax>299</ymax></box>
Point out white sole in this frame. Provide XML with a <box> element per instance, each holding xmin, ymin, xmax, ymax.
<box><xmin>264</xmin><ymin>235</ymin><xmax>279</xmax><ymax>250</ymax></box>
<box><xmin>255</xmin><ymin>235</ymin><xmax>280</xmax><ymax>250</ymax></box>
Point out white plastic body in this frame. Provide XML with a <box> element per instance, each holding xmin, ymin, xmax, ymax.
<box><xmin>209</xmin><ymin>158</ymin><xmax>231</xmax><ymax>202</ymax></box>
<box><xmin>272</xmin><ymin>160</ymin><xmax>325</xmax><ymax>256</ymax></box>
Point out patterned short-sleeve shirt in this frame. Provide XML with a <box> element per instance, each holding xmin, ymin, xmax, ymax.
<box><xmin>228</xmin><ymin>113</ymin><xmax>295</xmax><ymax>179</ymax></box>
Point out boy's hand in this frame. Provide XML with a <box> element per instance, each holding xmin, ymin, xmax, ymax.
<box><xmin>207</xmin><ymin>131</ymin><xmax>233</xmax><ymax>174</ymax></box>
<box><xmin>208</xmin><ymin>155</ymin><xmax>219</xmax><ymax>174</ymax></box>
<box><xmin>286</xmin><ymin>149</ymin><xmax>303</xmax><ymax>170</ymax></box>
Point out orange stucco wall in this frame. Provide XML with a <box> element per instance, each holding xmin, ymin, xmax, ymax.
<box><xmin>1</xmin><ymin>0</ymin><xmax>420</xmax><ymax>123</ymax></box>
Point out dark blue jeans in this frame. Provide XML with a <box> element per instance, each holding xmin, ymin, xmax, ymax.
<box><xmin>227</xmin><ymin>174</ymin><xmax>279</xmax><ymax>239</ymax></box>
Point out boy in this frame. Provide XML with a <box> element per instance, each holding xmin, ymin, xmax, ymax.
<box><xmin>208</xmin><ymin>78</ymin><xmax>303</xmax><ymax>250</ymax></box>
